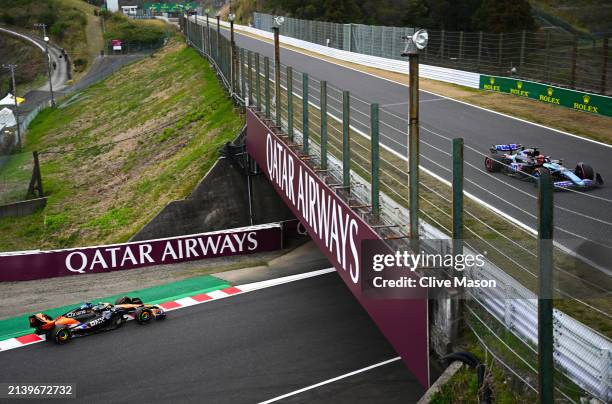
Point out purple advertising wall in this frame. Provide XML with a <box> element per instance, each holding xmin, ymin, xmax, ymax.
<box><xmin>0</xmin><ymin>224</ymin><xmax>282</xmax><ymax>281</ymax></box>
<box><xmin>246</xmin><ymin>110</ymin><xmax>430</xmax><ymax>387</ymax></box>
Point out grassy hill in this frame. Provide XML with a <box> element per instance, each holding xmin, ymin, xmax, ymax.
<box><xmin>0</xmin><ymin>34</ymin><xmax>47</xmax><ymax>96</ymax></box>
<box><xmin>0</xmin><ymin>39</ymin><xmax>244</xmax><ymax>251</ymax></box>
<box><xmin>0</xmin><ymin>0</ymin><xmax>104</xmax><ymax>75</ymax></box>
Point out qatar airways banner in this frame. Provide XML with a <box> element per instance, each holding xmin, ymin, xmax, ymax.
<box><xmin>0</xmin><ymin>224</ymin><xmax>282</xmax><ymax>281</ymax></box>
<box><xmin>246</xmin><ymin>110</ymin><xmax>430</xmax><ymax>387</ymax></box>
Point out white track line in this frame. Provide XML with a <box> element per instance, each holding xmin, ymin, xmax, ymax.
<box><xmin>222</xmin><ymin>23</ymin><xmax>612</xmax><ymax>150</ymax></box>
<box><xmin>258</xmin><ymin>357</ymin><xmax>402</xmax><ymax>404</ymax></box>
<box><xmin>0</xmin><ymin>268</ymin><xmax>337</xmax><ymax>353</ymax></box>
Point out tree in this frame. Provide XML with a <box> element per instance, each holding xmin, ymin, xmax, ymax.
<box><xmin>472</xmin><ymin>0</ymin><xmax>536</xmax><ymax>32</ymax></box>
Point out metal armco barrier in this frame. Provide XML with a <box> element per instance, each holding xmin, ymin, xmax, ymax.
<box><xmin>202</xmin><ymin>16</ymin><xmax>480</xmax><ymax>89</ymax></box>
<box><xmin>0</xmin><ymin>223</ymin><xmax>283</xmax><ymax>281</ymax></box>
<box><xmin>253</xmin><ymin>12</ymin><xmax>612</xmax><ymax>96</ymax></box>
<box><xmin>250</xmin><ymin>13</ymin><xmax>612</xmax><ymax>116</ymax></box>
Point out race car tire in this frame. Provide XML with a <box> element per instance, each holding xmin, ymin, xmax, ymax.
<box><xmin>51</xmin><ymin>326</ymin><xmax>71</xmax><ymax>344</ymax></box>
<box><xmin>135</xmin><ymin>308</ymin><xmax>153</xmax><ymax>325</ymax></box>
<box><xmin>574</xmin><ymin>163</ymin><xmax>594</xmax><ymax>180</ymax></box>
<box><xmin>109</xmin><ymin>314</ymin><xmax>124</xmax><ymax>330</ymax></box>
<box><xmin>484</xmin><ymin>157</ymin><xmax>501</xmax><ymax>172</ymax></box>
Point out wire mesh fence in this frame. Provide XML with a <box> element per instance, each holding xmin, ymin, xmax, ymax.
<box><xmin>253</xmin><ymin>12</ymin><xmax>612</xmax><ymax>95</ymax></box>
<box><xmin>0</xmin><ymin>152</ymin><xmax>37</xmax><ymax>205</ymax></box>
<box><xmin>182</xmin><ymin>15</ymin><xmax>612</xmax><ymax>402</ymax></box>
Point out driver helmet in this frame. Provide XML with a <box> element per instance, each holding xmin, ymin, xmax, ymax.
<box><xmin>536</xmin><ymin>155</ymin><xmax>546</xmax><ymax>165</ymax></box>
<box><xmin>80</xmin><ymin>302</ymin><xmax>93</xmax><ymax>310</ymax></box>
<box><xmin>92</xmin><ymin>303</ymin><xmax>107</xmax><ymax>312</ymax></box>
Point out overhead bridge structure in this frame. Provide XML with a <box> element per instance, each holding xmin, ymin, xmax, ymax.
<box><xmin>180</xmin><ymin>15</ymin><xmax>612</xmax><ymax>402</ymax></box>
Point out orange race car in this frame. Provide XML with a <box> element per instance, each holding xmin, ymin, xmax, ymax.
<box><xmin>29</xmin><ymin>297</ymin><xmax>166</xmax><ymax>344</ymax></box>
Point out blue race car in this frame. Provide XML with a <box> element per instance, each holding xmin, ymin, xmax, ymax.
<box><xmin>484</xmin><ymin>144</ymin><xmax>603</xmax><ymax>190</ymax></box>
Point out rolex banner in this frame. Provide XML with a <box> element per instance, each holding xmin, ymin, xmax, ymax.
<box><xmin>479</xmin><ymin>75</ymin><xmax>612</xmax><ymax>117</ymax></box>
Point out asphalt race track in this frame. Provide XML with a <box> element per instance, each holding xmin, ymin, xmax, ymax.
<box><xmin>208</xmin><ymin>22</ymin><xmax>612</xmax><ymax>262</ymax></box>
<box><xmin>0</xmin><ymin>273</ymin><xmax>424</xmax><ymax>403</ymax></box>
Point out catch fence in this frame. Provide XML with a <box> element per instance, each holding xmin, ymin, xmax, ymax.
<box><xmin>182</xmin><ymin>15</ymin><xmax>612</xmax><ymax>402</ymax></box>
<box><xmin>0</xmin><ymin>151</ymin><xmax>41</xmax><ymax>205</ymax></box>
<box><xmin>253</xmin><ymin>12</ymin><xmax>612</xmax><ymax>96</ymax></box>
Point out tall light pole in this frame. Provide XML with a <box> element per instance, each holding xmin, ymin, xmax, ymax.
<box><xmin>229</xmin><ymin>13</ymin><xmax>236</xmax><ymax>97</ymax></box>
<box><xmin>272</xmin><ymin>16</ymin><xmax>284</xmax><ymax>128</ymax></box>
<box><xmin>34</xmin><ymin>23</ymin><xmax>55</xmax><ymax>108</ymax></box>
<box><xmin>3</xmin><ymin>64</ymin><xmax>21</xmax><ymax>148</ymax></box>
<box><xmin>401</xmin><ymin>29</ymin><xmax>428</xmax><ymax>247</ymax></box>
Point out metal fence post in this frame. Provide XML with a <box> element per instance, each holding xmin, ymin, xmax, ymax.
<box><xmin>264</xmin><ymin>56</ymin><xmax>271</xmax><ymax>118</ymax></box>
<box><xmin>216</xmin><ymin>16</ymin><xmax>221</xmax><ymax>60</ymax></box>
<box><xmin>200</xmin><ymin>24</ymin><xmax>205</xmax><ymax>54</ymax></box>
<box><xmin>371</xmin><ymin>103</ymin><xmax>380</xmax><ymax>217</ymax></box>
<box><xmin>452</xmin><ymin>138</ymin><xmax>463</xmax><ymax>256</ymax></box>
<box><xmin>459</xmin><ymin>31</ymin><xmax>464</xmax><ymax>61</ymax></box>
<box><xmin>342</xmin><ymin>90</ymin><xmax>351</xmax><ymax>190</ymax></box>
<box><xmin>601</xmin><ymin>37</ymin><xmax>609</xmax><ymax>94</ymax></box>
<box><xmin>229</xmin><ymin>28</ymin><xmax>235</xmax><ymax>96</ymax></box>
<box><xmin>273</xmin><ymin>27</ymin><xmax>281</xmax><ymax>128</ymax></box>
<box><xmin>546</xmin><ymin>31</ymin><xmax>551</xmax><ymax>82</ymax></box>
<box><xmin>440</xmin><ymin>29</ymin><xmax>445</xmax><ymax>59</ymax></box>
<box><xmin>287</xmin><ymin>66</ymin><xmax>293</xmax><ymax>140</ymax></box>
<box><xmin>206</xmin><ymin>14</ymin><xmax>211</xmax><ymax>58</ymax></box>
<box><xmin>240</xmin><ymin>48</ymin><xmax>246</xmax><ymax>101</ymax></box>
<box><xmin>255</xmin><ymin>53</ymin><xmax>261</xmax><ymax>109</ymax></box>
<box><xmin>498</xmin><ymin>33</ymin><xmax>503</xmax><ymax>72</ymax></box>
<box><xmin>477</xmin><ymin>31</ymin><xmax>483</xmax><ymax>72</ymax></box>
<box><xmin>520</xmin><ymin>30</ymin><xmax>526</xmax><ymax>70</ymax></box>
<box><xmin>247</xmin><ymin>51</ymin><xmax>253</xmax><ymax>105</ymax></box>
<box><xmin>302</xmin><ymin>73</ymin><xmax>309</xmax><ymax>154</ymax></box>
<box><xmin>571</xmin><ymin>37</ymin><xmax>577</xmax><ymax>89</ymax></box>
<box><xmin>538</xmin><ymin>169</ymin><xmax>554</xmax><ymax>404</ymax></box>
<box><xmin>320</xmin><ymin>80</ymin><xmax>328</xmax><ymax>169</ymax></box>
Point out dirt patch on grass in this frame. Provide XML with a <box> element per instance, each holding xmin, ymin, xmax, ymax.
<box><xmin>0</xmin><ymin>39</ymin><xmax>244</xmax><ymax>251</ymax></box>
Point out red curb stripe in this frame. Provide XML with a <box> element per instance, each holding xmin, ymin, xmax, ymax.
<box><xmin>191</xmin><ymin>293</ymin><xmax>213</xmax><ymax>302</ymax></box>
<box><xmin>16</xmin><ymin>334</ymin><xmax>43</xmax><ymax>344</ymax></box>
<box><xmin>159</xmin><ymin>301</ymin><xmax>181</xmax><ymax>310</ymax></box>
<box><xmin>221</xmin><ymin>286</ymin><xmax>242</xmax><ymax>295</ymax></box>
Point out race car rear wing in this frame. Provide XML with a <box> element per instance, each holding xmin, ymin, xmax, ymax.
<box><xmin>490</xmin><ymin>143</ymin><xmax>522</xmax><ymax>154</ymax></box>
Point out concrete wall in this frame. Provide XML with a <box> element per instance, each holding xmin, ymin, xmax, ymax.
<box><xmin>131</xmin><ymin>156</ymin><xmax>295</xmax><ymax>241</ymax></box>
<box><xmin>0</xmin><ymin>197</ymin><xmax>46</xmax><ymax>217</ymax></box>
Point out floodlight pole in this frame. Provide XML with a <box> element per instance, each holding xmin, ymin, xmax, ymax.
<box><xmin>3</xmin><ymin>64</ymin><xmax>21</xmax><ymax>148</ymax></box>
<box><xmin>272</xmin><ymin>26</ymin><xmax>281</xmax><ymax>128</ymax></box>
<box><xmin>230</xmin><ymin>18</ymin><xmax>236</xmax><ymax>96</ymax></box>
<box><xmin>402</xmin><ymin>39</ymin><xmax>421</xmax><ymax>249</ymax></box>
<box><xmin>35</xmin><ymin>23</ymin><xmax>55</xmax><ymax>108</ymax></box>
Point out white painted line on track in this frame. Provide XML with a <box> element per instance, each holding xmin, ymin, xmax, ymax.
<box><xmin>258</xmin><ymin>357</ymin><xmax>402</xmax><ymax>404</ymax></box>
<box><xmin>0</xmin><ymin>268</ymin><xmax>337</xmax><ymax>353</ymax></box>
<box><xmin>224</xmin><ymin>24</ymin><xmax>612</xmax><ymax>150</ymax></box>
<box><xmin>239</xmin><ymin>267</ymin><xmax>336</xmax><ymax>292</ymax></box>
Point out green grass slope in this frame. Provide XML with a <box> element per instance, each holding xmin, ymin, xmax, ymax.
<box><xmin>0</xmin><ymin>39</ymin><xmax>244</xmax><ymax>251</ymax></box>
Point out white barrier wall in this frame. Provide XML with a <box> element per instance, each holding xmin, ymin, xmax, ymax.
<box><xmin>197</xmin><ymin>17</ymin><xmax>481</xmax><ymax>89</ymax></box>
